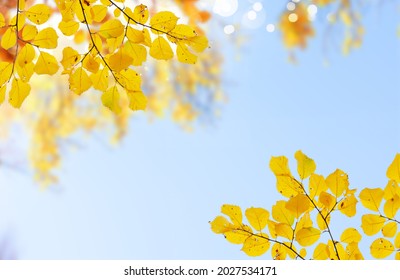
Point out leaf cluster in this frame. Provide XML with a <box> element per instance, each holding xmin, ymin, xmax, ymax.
<box><xmin>211</xmin><ymin>151</ymin><xmax>400</xmax><ymax>259</ymax></box>
<box><xmin>0</xmin><ymin>0</ymin><xmax>209</xmax><ymax>113</ymax></box>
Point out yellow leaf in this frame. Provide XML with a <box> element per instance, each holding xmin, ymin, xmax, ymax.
<box><xmin>99</xmin><ymin>19</ymin><xmax>124</xmax><ymax>38</ymax></box>
<box><xmin>295</xmin><ymin>227</ymin><xmax>321</xmax><ymax>246</ymax></box>
<box><xmin>187</xmin><ymin>35</ymin><xmax>209</xmax><ymax>52</ymax></box>
<box><xmin>132</xmin><ymin>4</ymin><xmax>149</xmax><ymax>24</ymax></box>
<box><xmin>69</xmin><ymin>67</ymin><xmax>92</xmax><ymax>95</ymax></box>
<box><xmin>91</xmin><ymin>5</ymin><xmax>108</xmax><ymax>22</ymax></box>
<box><xmin>0</xmin><ymin>86</ymin><xmax>6</xmax><ymax>105</ymax></box>
<box><xmin>150</xmin><ymin>11</ymin><xmax>178</xmax><ymax>34</ymax></box>
<box><xmin>124</xmin><ymin>41</ymin><xmax>147</xmax><ymax>66</ymax></box>
<box><xmin>395</xmin><ymin>252</ymin><xmax>400</xmax><ymax>260</ymax></box>
<box><xmin>382</xmin><ymin>221</ymin><xmax>397</xmax><ymax>238</ymax></box>
<box><xmin>116</xmin><ymin>69</ymin><xmax>141</xmax><ymax>92</ymax></box>
<box><xmin>126</xmin><ymin>91</ymin><xmax>147</xmax><ymax>111</ymax></box>
<box><xmin>22</xmin><ymin>24</ymin><xmax>38</xmax><ymax>41</ymax></box>
<box><xmin>370</xmin><ymin>238</ymin><xmax>395</xmax><ymax>259</ymax></box>
<box><xmin>294</xmin><ymin>150</ymin><xmax>316</xmax><ymax>179</ymax></box>
<box><xmin>8</xmin><ymin>78</ymin><xmax>31</xmax><ymax>108</ymax></box>
<box><xmin>285</xmin><ymin>194</ymin><xmax>310</xmax><ymax>218</ymax></box>
<box><xmin>149</xmin><ymin>37</ymin><xmax>174</xmax><ymax>60</ymax></box>
<box><xmin>1</xmin><ymin>27</ymin><xmax>17</xmax><ymax>50</ymax></box>
<box><xmin>272</xmin><ymin>200</ymin><xmax>294</xmax><ymax>225</ymax></box>
<box><xmin>271</xmin><ymin>243</ymin><xmax>287</xmax><ymax>260</ymax></box>
<box><xmin>245</xmin><ymin>207</ymin><xmax>269</xmax><ymax>231</ymax></box>
<box><xmin>313</xmin><ymin>243</ymin><xmax>329</xmax><ymax>260</ymax></box>
<box><xmin>167</xmin><ymin>24</ymin><xmax>197</xmax><ymax>43</ymax></box>
<box><xmin>108</xmin><ymin>49</ymin><xmax>133</xmax><ymax>72</ymax></box>
<box><xmin>275</xmin><ymin>223</ymin><xmax>293</xmax><ymax>239</ymax></box>
<box><xmin>61</xmin><ymin>47</ymin><xmax>80</xmax><ymax>71</ymax></box>
<box><xmin>326</xmin><ymin>169</ymin><xmax>349</xmax><ymax>198</ymax></box>
<box><xmin>210</xmin><ymin>216</ymin><xmax>233</xmax><ymax>234</ymax></box>
<box><xmin>340</xmin><ymin>228</ymin><xmax>362</xmax><ymax>243</ymax></box>
<box><xmin>242</xmin><ymin>233</ymin><xmax>270</xmax><ymax>257</ymax></box>
<box><xmin>276</xmin><ymin>175</ymin><xmax>302</xmax><ymax>198</ymax></box>
<box><xmin>338</xmin><ymin>193</ymin><xmax>357</xmax><ymax>217</ymax></box>
<box><xmin>221</xmin><ymin>204</ymin><xmax>243</xmax><ymax>226</ymax></box>
<box><xmin>33</xmin><ymin>27</ymin><xmax>58</xmax><ymax>49</ymax></box>
<box><xmin>26</xmin><ymin>4</ymin><xmax>52</xmax><ymax>25</ymax></box>
<box><xmin>318</xmin><ymin>191</ymin><xmax>336</xmax><ymax>210</ymax></box>
<box><xmin>384</xmin><ymin>180</ymin><xmax>400</xmax><ymax>200</ymax></box>
<box><xmin>90</xmin><ymin>67</ymin><xmax>109</xmax><ymax>91</ymax></box>
<box><xmin>176</xmin><ymin>43</ymin><xmax>197</xmax><ymax>64</ymax></box>
<box><xmin>361</xmin><ymin>214</ymin><xmax>386</xmax><ymax>236</ymax></box>
<box><xmin>387</xmin><ymin>154</ymin><xmax>400</xmax><ymax>184</ymax></box>
<box><xmin>383</xmin><ymin>195</ymin><xmax>400</xmax><ymax>219</ymax></box>
<box><xmin>224</xmin><ymin>225</ymin><xmax>253</xmax><ymax>244</ymax></box>
<box><xmin>58</xmin><ymin>20</ymin><xmax>80</xmax><ymax>36</ymax></box>
<box><xmin>269</xmin><ymin>156</ymin><xmax>292</xmax><ymax>176</ymax></box>
<box><xmin>34</xmin><ymin>51</ymin><xmax>59</xmax><ymax>75</ymax></box>
<box><xmin>309</xmin><ymin>174</ymin><xmax>328</xmax><ymax>200</ymax></box>
<box><xmin>0</xmin><ymin>62</ymin><xmax>13</xmax><ymax>86</ymax></box>
<box><xmin>359</xmin><ymin>188</ymin><xmax>384</xmax><ymax>211</ymax></box>
<box><xmin>17</xmin><ymin>44</ymin><xmax>36</xmax><ymax>67</ymax></box>
<box><xmin>126</xmin><ymin>26</ymin><xmax>144</xmax><ymax>43</ymax></box>
<box><xmin>101</xmin><ymin>86</ymin><xmax>121</xmax><ymax>114</ymax></box>
<box><xmin>82</xmin><ymin>55</ymin><xmax>100</xmax><ymax>73</ymax></box>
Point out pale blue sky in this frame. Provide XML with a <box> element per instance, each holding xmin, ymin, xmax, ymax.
<box><xmin>0</xmin><ymin>0</ymin><xmax>399</xmax><ymax>259</ymax></box>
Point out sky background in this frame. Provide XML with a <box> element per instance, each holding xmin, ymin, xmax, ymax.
<box><xmin>0</xmin><ymin>0</ymin><xmax>400</xmax><ymax>259</ymax></box>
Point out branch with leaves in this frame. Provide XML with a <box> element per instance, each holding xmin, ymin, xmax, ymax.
<box><xmin>211</xmin><ymin>151</ymin><xmax>400</xmax><ymax>259</ymax></box>
<box><xmin>0</xmin><ymin>0</ymin><xmax>209</xmax><ymax>112</ymax></box>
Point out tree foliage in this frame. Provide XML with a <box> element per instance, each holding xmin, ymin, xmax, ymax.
<box><xmin>0</xmin><ymin>0</ymin><xmax>223</xmax><ymax>186</ymax></box>
<box><xmin>0</xmin><ymin>0</ymin><xmax>208</xmax><ymax>110</ymax></box>
<box><xmin>211</xmin><ymin>152</ymin><xmax>400</xmax><ymax>260</ymax></box>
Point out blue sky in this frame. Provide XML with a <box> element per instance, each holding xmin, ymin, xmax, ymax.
<box><xmin>0</xmin><ymin>0</ymin><xmax>399</xmax><ymax>259</ymax></box>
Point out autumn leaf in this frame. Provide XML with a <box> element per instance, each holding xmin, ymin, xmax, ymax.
<box><xmin>242</xmin><ymin>233</ymin><xmax>270</xmax><ymax>257</ymax></box>
<box><xmin>361</xmin><ymin>214</ymin><xmax>386</xmax><ymax>236</ymax></box>
<box><xmin>340</xmin><ymin>228</ymin><xmax>362</xmax><ymax>243</ymax></box>
<box><xmin>295</xmin><ymin>227</ymin><xmax>321</xmax><ymax>246</ymax></box>
<box><xmin>34</xmin><ymin>51</ymin><xmax>59</xmax><ymax>75</ymax></box>
<box><xmin>9</xmin><ymin>78</ymin><xmax>31</xmax><ymax>108</ymax></box>
<box><xmin>370</xmin><ymin>238</ymin><xmax>395</xmax><ymax>259</ymax></box>
<box><xmin>285</xmin><ymin>194</ymin><xmax>310</xmax><ymax>218</ymax></box>
<box><xmin>150</xmin><ymin>37</ymin><xmax>174</xmax><ymax>60</ymax></box>
<box><xmin>26</xmin><ymin>4</ymin><xmax>52</xmax><ymax>25</ymax></box>
<box><xmin>33</xmin><ymin>27</ymin><xmax>58</xmax><ymax>49</ymax></box>
<box><xmin>150</xmin><ymin>11</ymin><xmax>179</xmax><ymax>34</ymax></box>
<box><xmin>221</xmin><ymin>204</ymin><xmax>243</xmax><ymax>226</ymax></box>
<box><xmin>101</xmin><ymin>86</ymin><xmax>122</xmax><ymax>114</ymax></box>
<box><xmin>326</xmin><ymin>169</ymin><xmax>349</xmax><ymax>198</ymax></box>
<box><xmin>245</xmin><ymin>207</ymin><xmax>269</xmax><ymax>231</ymax></box>
<box><xmin>359</xmin><ymin>188</ymin><xmax>384</xmax><ymax>212</ymax></box>
<box><xmin>294</xmin><ymin>150</ymin><xmax>316</xmax><ymax>179</ymax></box>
